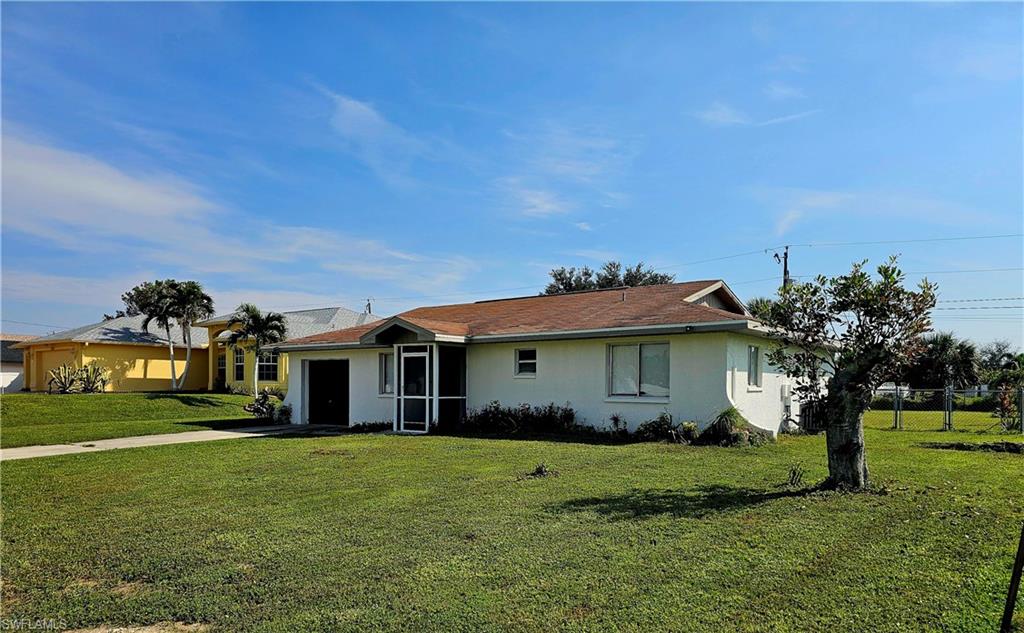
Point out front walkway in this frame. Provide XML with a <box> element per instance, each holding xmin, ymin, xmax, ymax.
<box><xmin>0</xmin><ymin>425</ymin><xmax>342</xmax><ymax>461</ymax></box>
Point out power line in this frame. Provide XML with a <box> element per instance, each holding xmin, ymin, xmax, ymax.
<box><xmin>1</xmin><ymin>318</ymin><xmax>72</xmax><ymax>329</ymax></box>
<box><xmin>933</xmin><ymin>305</ymin><xmax>1023</xmax><ymax>311</ymax></box>
<box><xmin>937</xmin><ymin>297</ymin><xmax>1024</xmax><ymax>303</ymax></box>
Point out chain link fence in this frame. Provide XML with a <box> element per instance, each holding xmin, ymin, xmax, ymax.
<box><xmin>868</xmin><ymin>387</ymin><xmax>1024</xmax><ymax>433</ymax></box>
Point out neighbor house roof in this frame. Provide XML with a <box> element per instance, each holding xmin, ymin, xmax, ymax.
<box><xmin>13</xmin><ymin>316</ymin><xmax>208</xmax><ymax>349</ymax></box>
<box><xmin>1</xmin><ymin>334</ymin><xmax>36</xmax><ymax>362</ymax></box>
<box><xmin>281</xmin><ymin>280</ymin><xmax>759</xmax><ymax>349</ymax></box>
<box><xmin>199</xmin><ymin>306</ymin><xmax>382</xmax><ymax>342</ymax></box>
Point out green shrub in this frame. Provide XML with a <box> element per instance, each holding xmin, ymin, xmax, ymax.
<box><xmin>228</xmin><ymin>384</ymin><xmax>254</xmax><ymax>396</ymax></box>
<box><xmin>243</xmin><ymin>390</ymin><xmax>277</xmax><ymax>421</ymax></box>
<box><xmin>348</xmin><ymin>421</ymin><xmax>391</xmax><ymax>433</ymax></box>
<box><xmin>679</xmin><ymin>422</ymin><xmax>699</xmax><ymax>443</ymax></box>
<box><xmin>634</xmin><ymin>412</ymin><xmax>678</xmax><ymax>442</ymax></box>
<box><xmin>47</xmin><ymin>364</ymin><xmax>80</xmax><ymax>394</ymax></box>
<box><xmin>275</xmin><ymin>403</ymin><xmax>292</xmax><ymax>424</ymax></box>
<box><xmin>447</xmin><ymin>401</ymin><xmax>590</xmax><ymax>437</ymax></box>
<box><xmin>264</xmin><ymin>386</ymin><xmax>286</xmax><ymax>401</ymax></box>
<box><xmin>694</xmin><ymin>406</ymin><xmax>773</xmax><ymax>447</ymax></box>
<box><xmin>77</xmin><ymin>363</ymin><xmax>109</xmax><ymax>394</ymax></box>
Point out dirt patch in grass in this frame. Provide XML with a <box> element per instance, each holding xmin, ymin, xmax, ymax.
<box><xmin>917</xmin><ymin>441</ymin><xmax>1023</xmax><ymax>454</ymax></box>
<box><xmin>112</xmin><ymin>581</ymin><xmax>150</xmax><ymax>596</ymax></box>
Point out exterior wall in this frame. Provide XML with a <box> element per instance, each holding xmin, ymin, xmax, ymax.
<box><xmin>282</xmin><ymin>348</ymin><xmax>392</xmax><ymax>425</ymax></box>
<box><xmin>25</xmin><ymin>344</ymin><xmax>82</xmax><ymax>391</ymax></box>
<box><xmin>724</xmin><ymin>332</ymin><xmax>798</xmax><ymax>433</ymax></box>
<box><xmin>1</xmin><ymin>361</ymin><xmax>25</xmax><ymax>392</ymax></box>
<box><xmin>82</xmin><ymin>343</ymin><xmax>209</xmax><ymax>392</ymax></box>
<box><xmin>224</xmin><ymin>345</ymin><xmax>290</xmax><ymax>393</ymax></box>
<box><xmin>20</xmin><ymin>342</ymin><xmax>209</xmax><ymax>392</ymax></box>
<box><xmin>465</xmin><ymin>333</ymin><xmax>735</xmax><ymax>433</ymax></box>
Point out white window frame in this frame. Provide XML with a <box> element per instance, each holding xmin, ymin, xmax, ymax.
<box><xmin>258</xmin><ymin>350</ymin><xmax>279</xmax><ymax>382</ymax></box>
<box><xmin>379</xmin><ymin>352</ymin><xmax>395</xmax><ymax>395</ymax></box>
<box><xmin>514</xmin><ymin>348</ymin><xmax>537</xmax><ymax>378</ymax></box>
<box><xmin>747</xmin><ymin>345</ymin><xmax>762</xmax><ymax>389</ymax></box>
<box><xmin>233</xmin><ymin>347</ymin><xmax>245</xmax><ymax>382</ymax></box>
<box><xmin>606</xmin><ymin>342</ymin><xmax>670</xmax><ymax>398</ymax></box>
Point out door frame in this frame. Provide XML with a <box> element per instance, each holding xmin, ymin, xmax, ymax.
<box><xmin>397</xmin><ymin>347</ymin><xmax>430</xmax><ymax>433</ymax></box>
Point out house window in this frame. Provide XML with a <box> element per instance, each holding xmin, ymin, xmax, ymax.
<box><xmin>216</xmin><ymin>353</ymin><xmax>226</xmax><ymax>379</ymax></box>
<box><xmin>747</xmin><ymin>345</ymin><xmax>762</xmax><ymax>388</ymax></box>
<box><xmin>258</xmin><ymin>350</ymin><xmax>279</xmax><ymax>382</ymax></box>
<box><xmin>234</xmin><ymin>347</ymin><xmax>245</xmax><ymax>381</ymax></box>
<box><xmin>379</xmin><ymin>352</ymin><xmax>394</xmax><ymax>394</ymax></box>
<box><xmin>608</xmin><ymin>343</ymin><xmax>669</xmax><ymax>397</ymax></box>
<box><xmin>515</xmin><ymin>348</ymin><xmax>537</xmax><ymax>377</ymax></box>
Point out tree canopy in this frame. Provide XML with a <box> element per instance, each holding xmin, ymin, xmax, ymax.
<box><xmin>759</xmin><ymin>257</ymin><xmax>937</xmax><ymax>489</ymax></box>
<box><xmin>543</xmin><ymin>261</ymin><xmax>674</xmax><ymax>295</ymax></box>
<box><xmin>901</xmin><ymin>332</ymin><xmax>979</xmax><ymax>389</ymax></box>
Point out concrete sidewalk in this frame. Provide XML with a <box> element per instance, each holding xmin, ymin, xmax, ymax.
<box><xmin>0</xmin><ymin>425</ymin><xmax>341</xmax><ymax>461</ymax></box>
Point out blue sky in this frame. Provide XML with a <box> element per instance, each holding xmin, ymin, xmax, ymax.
<box><xmin>2</xmin><ymin>2</ymin><xmax>1022</xmax><ymax>345</ymax></box>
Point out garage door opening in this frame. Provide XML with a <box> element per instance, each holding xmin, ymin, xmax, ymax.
<box><xmin>306</xmin><ymin>360</ymin><xmax>349</xmax><ymax>425</ymax></box>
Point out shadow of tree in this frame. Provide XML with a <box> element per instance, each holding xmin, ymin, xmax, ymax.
<box><xmin>551</xmin><ymin>484</ymin><xmax>816</xmax><ymax>520</ymax></box>
<box><xmin>144</xmin><ymin>393</ymin><xmax>233</xmax><ymax>407</ymax></box>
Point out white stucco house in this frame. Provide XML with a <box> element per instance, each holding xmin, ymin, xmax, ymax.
<box><xmin>278</xmin><ymin>280</ymin><xmax>799</xmax><ymax>435</ymax></box>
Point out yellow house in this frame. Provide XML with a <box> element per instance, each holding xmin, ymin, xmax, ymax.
<box><xmin>198</xmin><ymin>307</ymin><xmax>381</xmax><ymax>394</ymax></box>
<box><xmin>15</xmin><ymin>316</ymin><xmax>210</xmax><ymax>392</ymax></box>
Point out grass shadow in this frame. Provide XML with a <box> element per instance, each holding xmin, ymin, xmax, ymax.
<box><xmin>551</xmin><ymin>484</ymin><xmax>817</xmax><ymax>520</ymax></box>
<box><xmin>144</xmin><ymin>393</ymin><xmax>237</xmax><ymax>408</ymax></box>
<box><xmin>916</xmin><ymin>441</ymin><xmax>1023</xmax><ymax>454</ymax></box>
<box><xmin>169</xmin><ymin>418</ymin><xmax>270</xmax><ymax>431</ymax></box>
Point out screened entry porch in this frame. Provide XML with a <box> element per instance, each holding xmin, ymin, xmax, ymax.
<box><xmin>390</xmin><ymin>344</ymin><xmax>467</xmax><ymax>433</ymax></box>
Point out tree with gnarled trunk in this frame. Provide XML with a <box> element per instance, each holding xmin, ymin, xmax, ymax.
<box><xmin>759</xmin><ymin>257</ymin><xmax>936</xmax><ymax>489</ymax></box>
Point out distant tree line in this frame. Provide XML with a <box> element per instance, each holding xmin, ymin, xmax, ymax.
<box><xmin>747</xmin><ymin>295</ymin><xmax>1022</xmax><ymax>390</ymax></box>
<box><xmin>544</xmin><ymin>261</ymin><xmax>675</xmax><ymax>295</ymax></box>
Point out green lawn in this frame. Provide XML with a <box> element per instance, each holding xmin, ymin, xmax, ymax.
<box><xmin>865</xmin><ymin>408</ymin><xmax>1017</xmax><ymax>433</ymax></box>
<box><xmin>2</xmin><ymin>429</ymin><xmax>1021</xmax><ymax>632</ymax></box>
<box><xmin>0</xmin><ymin>392</ymin><xmax>257</xmax><ymax>448</ymax></box>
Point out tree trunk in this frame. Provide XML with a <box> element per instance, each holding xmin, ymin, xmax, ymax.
<box><xmin>823</xmin><ymin>390</ymin><xmax>869</xmax><ymax>489</ymax></box>
<box><xmin>180</xmin><ymin>325</ymin><xmax>193</xmax><ymax>389</ymax></box>
<box><xmin>166</xmin><ymin>325</ymin><xmax>178</xmax><ymax>391</ymax></box>
<box><xmin>252</xmin><ymin>346</ymin><xmax>259</xmax><ymax>395</ymax></box>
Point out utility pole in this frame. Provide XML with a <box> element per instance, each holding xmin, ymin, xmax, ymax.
<box><xmin>773</xmin><ymin>246</ymin><xmax>792</xmax><ymax>288</ymax></box>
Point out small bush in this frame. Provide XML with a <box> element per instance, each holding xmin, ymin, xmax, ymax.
<box><xmin>47</xmin><ymin>364</ymin><xmax>80</xmax><ymax>394</ymax></box>
<box><xmin>679</xmin><ymin>422</ymin><xmax>699</xmax><ymax>443</ymax></box>
<box><xmin>78</xmin><ymin>363</ymin><xmax>109</xmax><ymax>394</ymax></box>
<box><xmin>228</xmin><ymin>384</ymin><xmax>254</xmax><ymax>396</ymax></box>
<box><xmin>275</xmin><ymin>403</ymin><xmax>293</xmax><ymax>424</ymax></box>
<box><xmin>521</xmin><ymin>462</ymin><xmax>559</xmax><ymax>479</ymax></box>
<box><xmin>607</xmin><ymin>413</ymin><xmax>630</xmax><ymax>439</ymax></box>
<box><xmin>264</xmin><ymin>386</ymin><xmax>286</xmax><ymax>401</ymax></box>
<box><xmin>785</xmin><ymin>463</ymin><xmax>805</xmax><ymax>487</ymax></box>
<box><xmin>635</xmin><ymin>412</ymin><xmax>678</xmax><ymax>442</ymax></box>
<box><xmin>244</xmin><ymin>390</ymin><xmax>277</xmax><ymax>420</ymax></box>
<box><xmin>695</xmin><ymin>406</ymin><xmax>773</xmax><ymax>447</ymax></box>
<box><xmin>448</xmin><ymin>401</ymin><xmax>588</xmax><ymax>437</ymax></box>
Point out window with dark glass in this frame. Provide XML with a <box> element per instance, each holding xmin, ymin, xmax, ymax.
<box><xmin>515</xmin><ymin>348</ymin><xmax>537</xmax><ymax>376</ymax></box>
<box><xmin>379</xmin><ymin>352</ymin><xmax>394</xmax><ymax>394</ymax></box>
<box><xmin>234</xmin><ymin>347</ymin><xmax>245</xmax><ymax>381</ymax></box>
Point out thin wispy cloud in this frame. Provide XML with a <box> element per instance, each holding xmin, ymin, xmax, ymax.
<box><xmin>694</xmin><ymin>102</ymin><xmax>821</xmax><ymax>128</ymax></box>
<box><xmin>752</xmin><ymin>186</ymin><xmax>999</xmax><ymax>236</ymax></box>
<box><xmin>2</xmin><ymin>132</ymin><xmax>476</xmax><ymax>298</ymax></box>
<box><xmin>766</xmin><ymin>54</ymin><xmax>808</xmax><ymax>73</ymax></box>
<box><xmin>498</xmin><ymin>177</ymin><xmax>573</xmax><ymax>218</ymax></box>
<box><xmin>574</xmin><ymin>222</ymin><xmax>594</xmax><ymax>232</ymax></box>
<box><xmin>567</xmin><ymin>249</ymin><xmax>616</xmax><ymax>262</ymax></box>
<box><xmin>763</xmin><ymin>81</ymin><xmax>805</xmax><ymax>101</ymax></box>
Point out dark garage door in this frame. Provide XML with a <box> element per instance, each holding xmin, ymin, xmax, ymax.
<box><xmin>307</xmin><ymin>360</ymin><xmax>349</xmax><ymax>425</ymax></box>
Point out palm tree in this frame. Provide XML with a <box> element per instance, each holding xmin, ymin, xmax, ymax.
<box><xmin>225</xmin><ymin>303</ymin><xmax>288</xmax><ymax>394</ymax></box>
<box><xmin>904</xmin><ymin>332</ymin><xmax>979</xmax><ymax>389</ymax></box>
<box><xmin>172</xmin><ymin>281</ymin><xmax>215</xmax><ymax>389</ymax></box>
<box><xmin>745</xmin><ymin>296</ymin><xmax>777</xmax><ymax>320</ymax></box>
<box><xmin>123</xmin><ymin>280</ymin><xmax>183</xmax><ymax>390</ymax></box>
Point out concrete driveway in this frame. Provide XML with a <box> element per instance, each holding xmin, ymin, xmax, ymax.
<box><xmin>0</xmin><ymin>425</ymin><xmax>344</xmax><ymax>461</ymax></box>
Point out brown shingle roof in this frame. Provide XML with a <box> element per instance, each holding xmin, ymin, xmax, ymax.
<box><xmin>285</xmin><ymin>281</ymin><xmax>750</xmax><ymax>347</ymax></box>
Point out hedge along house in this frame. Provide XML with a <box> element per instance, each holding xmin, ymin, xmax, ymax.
<box><xmin>278</xmin><ymin>281</ymin><xmax>800</xmax><ymax>435</ymax></box>
<box><xmin>197</xmin><ymin>307</ymin><xmax>381</xmax><ymax>394</ymax></box>
<box><xmin>14</xmin><ymin>316</ymin><xmax>210</xmax><ymax>392</ymax></box>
